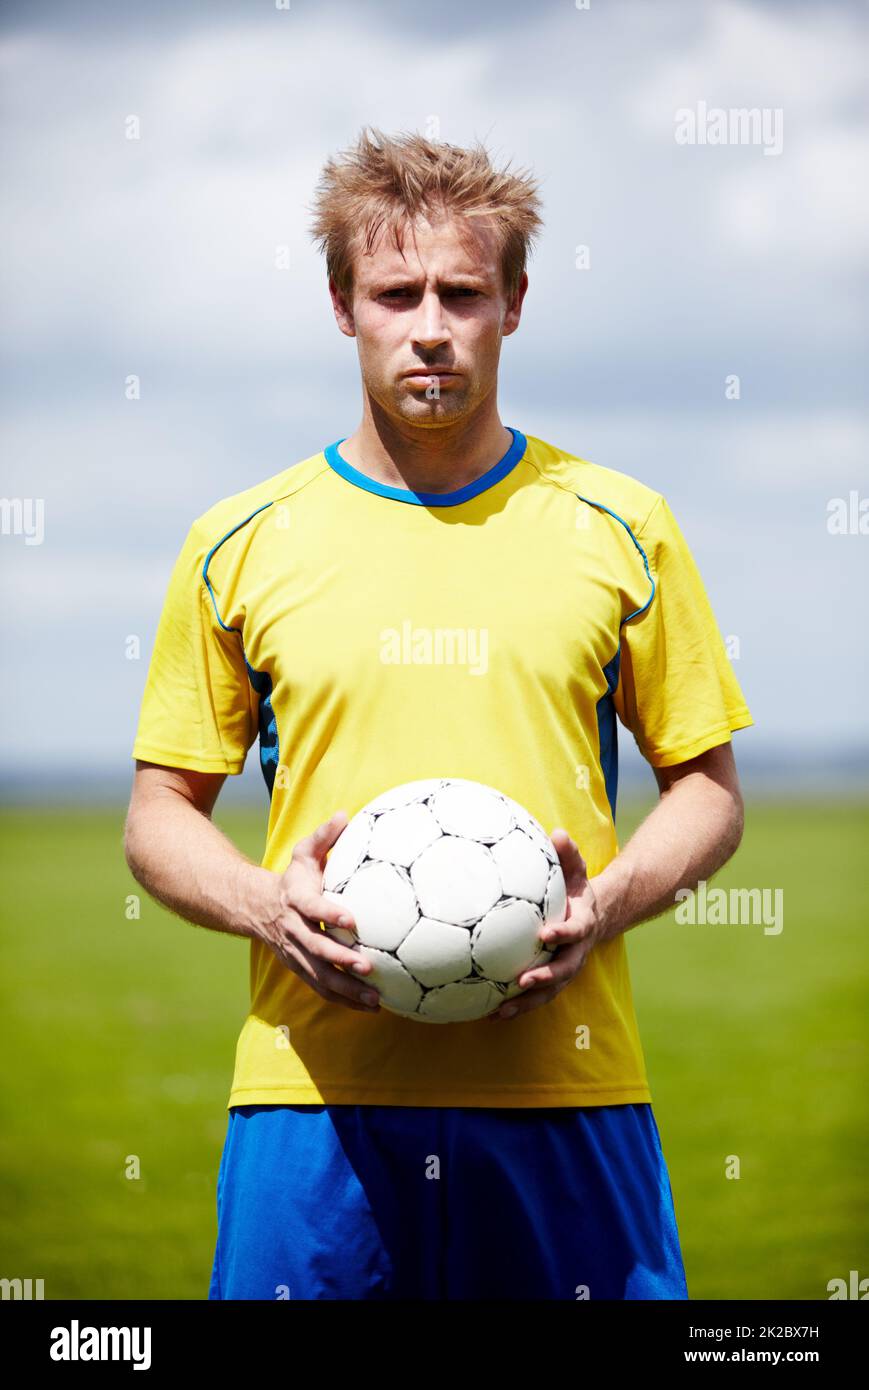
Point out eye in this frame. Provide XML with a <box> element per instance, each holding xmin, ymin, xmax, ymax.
<box><xmin>446</xmin><ymin>287</ymin><xmax>479</xmax><ymax>297</ymax></box>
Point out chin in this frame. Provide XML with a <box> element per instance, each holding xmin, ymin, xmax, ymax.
<box><xmin>395</xmin><ymin>392</ymin><xmax>469</xmax><ymax>424</ymax></box>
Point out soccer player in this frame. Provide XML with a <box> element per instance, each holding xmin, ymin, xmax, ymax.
<box><xmin>125</xmin><ymin>127</ymin><xmax>752</xmax><ymax>1300</ymax></box>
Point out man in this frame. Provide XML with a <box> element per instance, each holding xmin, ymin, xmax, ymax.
<box><xmin>125</xmin><ymin>127</ymin><xmax>752</xmax><ymax>1300</ymax></box>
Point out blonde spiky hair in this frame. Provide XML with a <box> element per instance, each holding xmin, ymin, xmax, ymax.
<box><xmin>308</xmin><ymin>125</ymin><xmax>544</xmax><ymax>300</ymax></box>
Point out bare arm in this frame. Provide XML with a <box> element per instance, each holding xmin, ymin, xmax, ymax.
<box><xmin>491</xmin><ymin>741</ymin><xmax>745</xmax><ymax>1018</ymax></box>
<box><xmin>123</xmin><ymin>762</ymin><xmax>380</xmax><ymax>1013</ymax></box>
<box><xmin>591</xmin><ymin>740</ymin><xmax>744</xmax><ymax>942</ymax></box>
<box><xmin>124</xmin><ymin>762</ymin><xmax>273</xmax><ymax>939</ymax></box>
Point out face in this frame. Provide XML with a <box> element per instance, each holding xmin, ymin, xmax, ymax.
<box><xmin>330</xmin><ymin>211</ymin><xmax>527</xmax><ymax>427</ymax></box>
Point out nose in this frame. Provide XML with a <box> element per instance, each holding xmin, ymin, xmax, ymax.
<box><xmin>411</xmin><ymin>288</ymin><xmax>451</xmax><ymax>352</ymax></box>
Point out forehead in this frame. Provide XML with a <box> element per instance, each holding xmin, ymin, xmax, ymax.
<box><xmin>351</xmin><ymin>212</ymin><xmax>502</xmax><ymax>286</ymax></box>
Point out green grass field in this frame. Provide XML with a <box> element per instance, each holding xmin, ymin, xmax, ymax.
<box><xmin>0</xmin><ymin>798</ymin><xmax>866</xmax><ymax>1300</ymax></box>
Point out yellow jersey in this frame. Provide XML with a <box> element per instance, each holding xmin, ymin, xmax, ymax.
<box><xmin>132</xmin><ymin>428</ymin><xmax>752</xmax><ymax>1107</ymax></box>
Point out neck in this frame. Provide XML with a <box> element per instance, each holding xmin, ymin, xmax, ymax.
<box><xmin>337</xmin><ymin>395</ymin><xmax>513</xmax><ymax>495</ymax></box>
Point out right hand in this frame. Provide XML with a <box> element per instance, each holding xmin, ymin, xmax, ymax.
<box><xmin>260</xmin><ymin>810</ymin><xmax>380</xmax><ymax>1014</ymax></box>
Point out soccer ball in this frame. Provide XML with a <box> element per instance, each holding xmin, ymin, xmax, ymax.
<box><xmin>322</xmin><ymin>778</ymin><xmax>568</xmax><ymax>1023</ymax></box>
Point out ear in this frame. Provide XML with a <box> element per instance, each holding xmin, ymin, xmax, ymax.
<box><xmin>502</xmin><ymin>271</ymin><xmax>528</xmax><ymax>338</ymax></box>
<box><xmin>329</xmin><ymin>277</ymin><xmax>357</xmax><ymax>338</ymax></box>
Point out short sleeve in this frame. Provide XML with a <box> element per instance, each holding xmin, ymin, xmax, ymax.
<box><xmin>613</xmin><ymin>495</ymin><xmax>753</xmax><ymax>767</ymax></box>
<box><xmin>131</xmin><ymin>520</ymin><xmax>257</xmax><ymax>774</ymax></box>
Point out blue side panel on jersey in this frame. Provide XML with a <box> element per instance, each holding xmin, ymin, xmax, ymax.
<box><xmin>577</xmin><ymin>492</ymin><xmax>656</xmax><ymax>822</ymax></box>
<box><xmin>597</xmin><ymin>647</ymin><xmax>621</xmax><ymax>820</ymax></box>
<box><xmin>201</xmin><ymin>502</ymin><xmax>280</xmax><ymax>798</ymax></box>
<box><xmin>245</xmin><ymin>660</ymin><xmax>279</xmax><ymax>796</ymax></box>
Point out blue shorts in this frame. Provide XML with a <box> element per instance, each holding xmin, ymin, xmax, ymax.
<box><xmin>207</xmin><ymin>1103</ymin><xmax>688</xmax><ymax>1301</ymax></box>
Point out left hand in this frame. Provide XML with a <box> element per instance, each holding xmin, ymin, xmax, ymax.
<box><xmin>488</xmin><ymin>828</ymin><xmax>606</xmax><ymax>1021</ymax></box>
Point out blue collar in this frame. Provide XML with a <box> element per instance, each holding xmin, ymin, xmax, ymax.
<box><xmin>322</xmin><ymin>427</ymin><xmax>527</xmax><ymax>507</ymax></box>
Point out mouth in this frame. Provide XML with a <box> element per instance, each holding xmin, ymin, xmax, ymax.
<box><xmin>403</xmin><ymin>369</ymin><xmax>460</xmax><ymax>382</ymax></box>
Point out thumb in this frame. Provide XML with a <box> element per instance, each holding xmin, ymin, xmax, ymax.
<box><xmin>550</xmin><ymin>827</ymin><xmax>588</xmax><ymax>889</ymax></box>
<box><xmin>292</xmin><ymin>809</ymin><xmax>350</xmax><ymax>867</ymax></box>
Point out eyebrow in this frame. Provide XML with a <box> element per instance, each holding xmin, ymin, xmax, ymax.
<box><xmin>372</xmin><ymin>273</ymin><xmax>489</xmax><ymax>290</ymax></box>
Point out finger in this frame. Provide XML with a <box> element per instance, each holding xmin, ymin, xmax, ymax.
<box><xmin>290</xmin><ymin>881</ymin><xmax>357</xmax><ymax>934</ymax></box>
<box><xmin>538</xmin><ymin>904</ymin><xmax>597</xmax><ymax>950</ymax></box>
<box><xmin>549</xmin><ymin>827</ymin><xmax>588</xmax><ymax>887</ymax></box>
<box><xmin>273</xmin><ymin>937</ymin><xmax>381</xmax><ymax>1012</ymax></box>
<box><xmin>486</xmin><ymin>941</ymin><xmax>590</xmax><ymax>1021</ymax></box>
<box><xmin>294</xmin><ymin>913</ymin><xmax>374</xmax><ymax>978</ymax></box>
<box><xmin>307</xmin><ymin>954</ymin><xmax>381</xmax><ymax>1011</ymax></box>
<box><xmin>292</xmin><ymin>810</ymin><xmax>351</xmax><ymax>866</ymax></box>
<box><xmin>488</xmin><ymin>976</ymin><xmax>569</xmax><ymax>1021</ymax></box>
<box><xmin>515</xmin><ymin>939</ymin><xmax>590</xmax><ymax>991</ymax></box>
<box><xmin>279</xmin><ymin>905</ymin><xmax>372</xmax><ymax>977</ymax></box>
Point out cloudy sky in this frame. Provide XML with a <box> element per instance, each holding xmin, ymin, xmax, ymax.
<box><xmin>1</xmin><ymin>0</ymin><xmax>867</xmax><ymax>799</ymax></box>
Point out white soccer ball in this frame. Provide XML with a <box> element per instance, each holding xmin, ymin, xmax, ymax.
<box><xmin>322</xmin><ymin>778</ymin><xmax>568</xmax><ymax>1023</ymax></box>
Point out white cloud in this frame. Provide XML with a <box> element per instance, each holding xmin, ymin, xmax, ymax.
<box><xmin>1</xmin><ymin>0</ymin><xmax>866</xmax><ymax>770</ymax></box>
<box><xmin>630</xmin><ymin>0</ymin><xmax>869</xmax><ymax>266</ymax></box>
